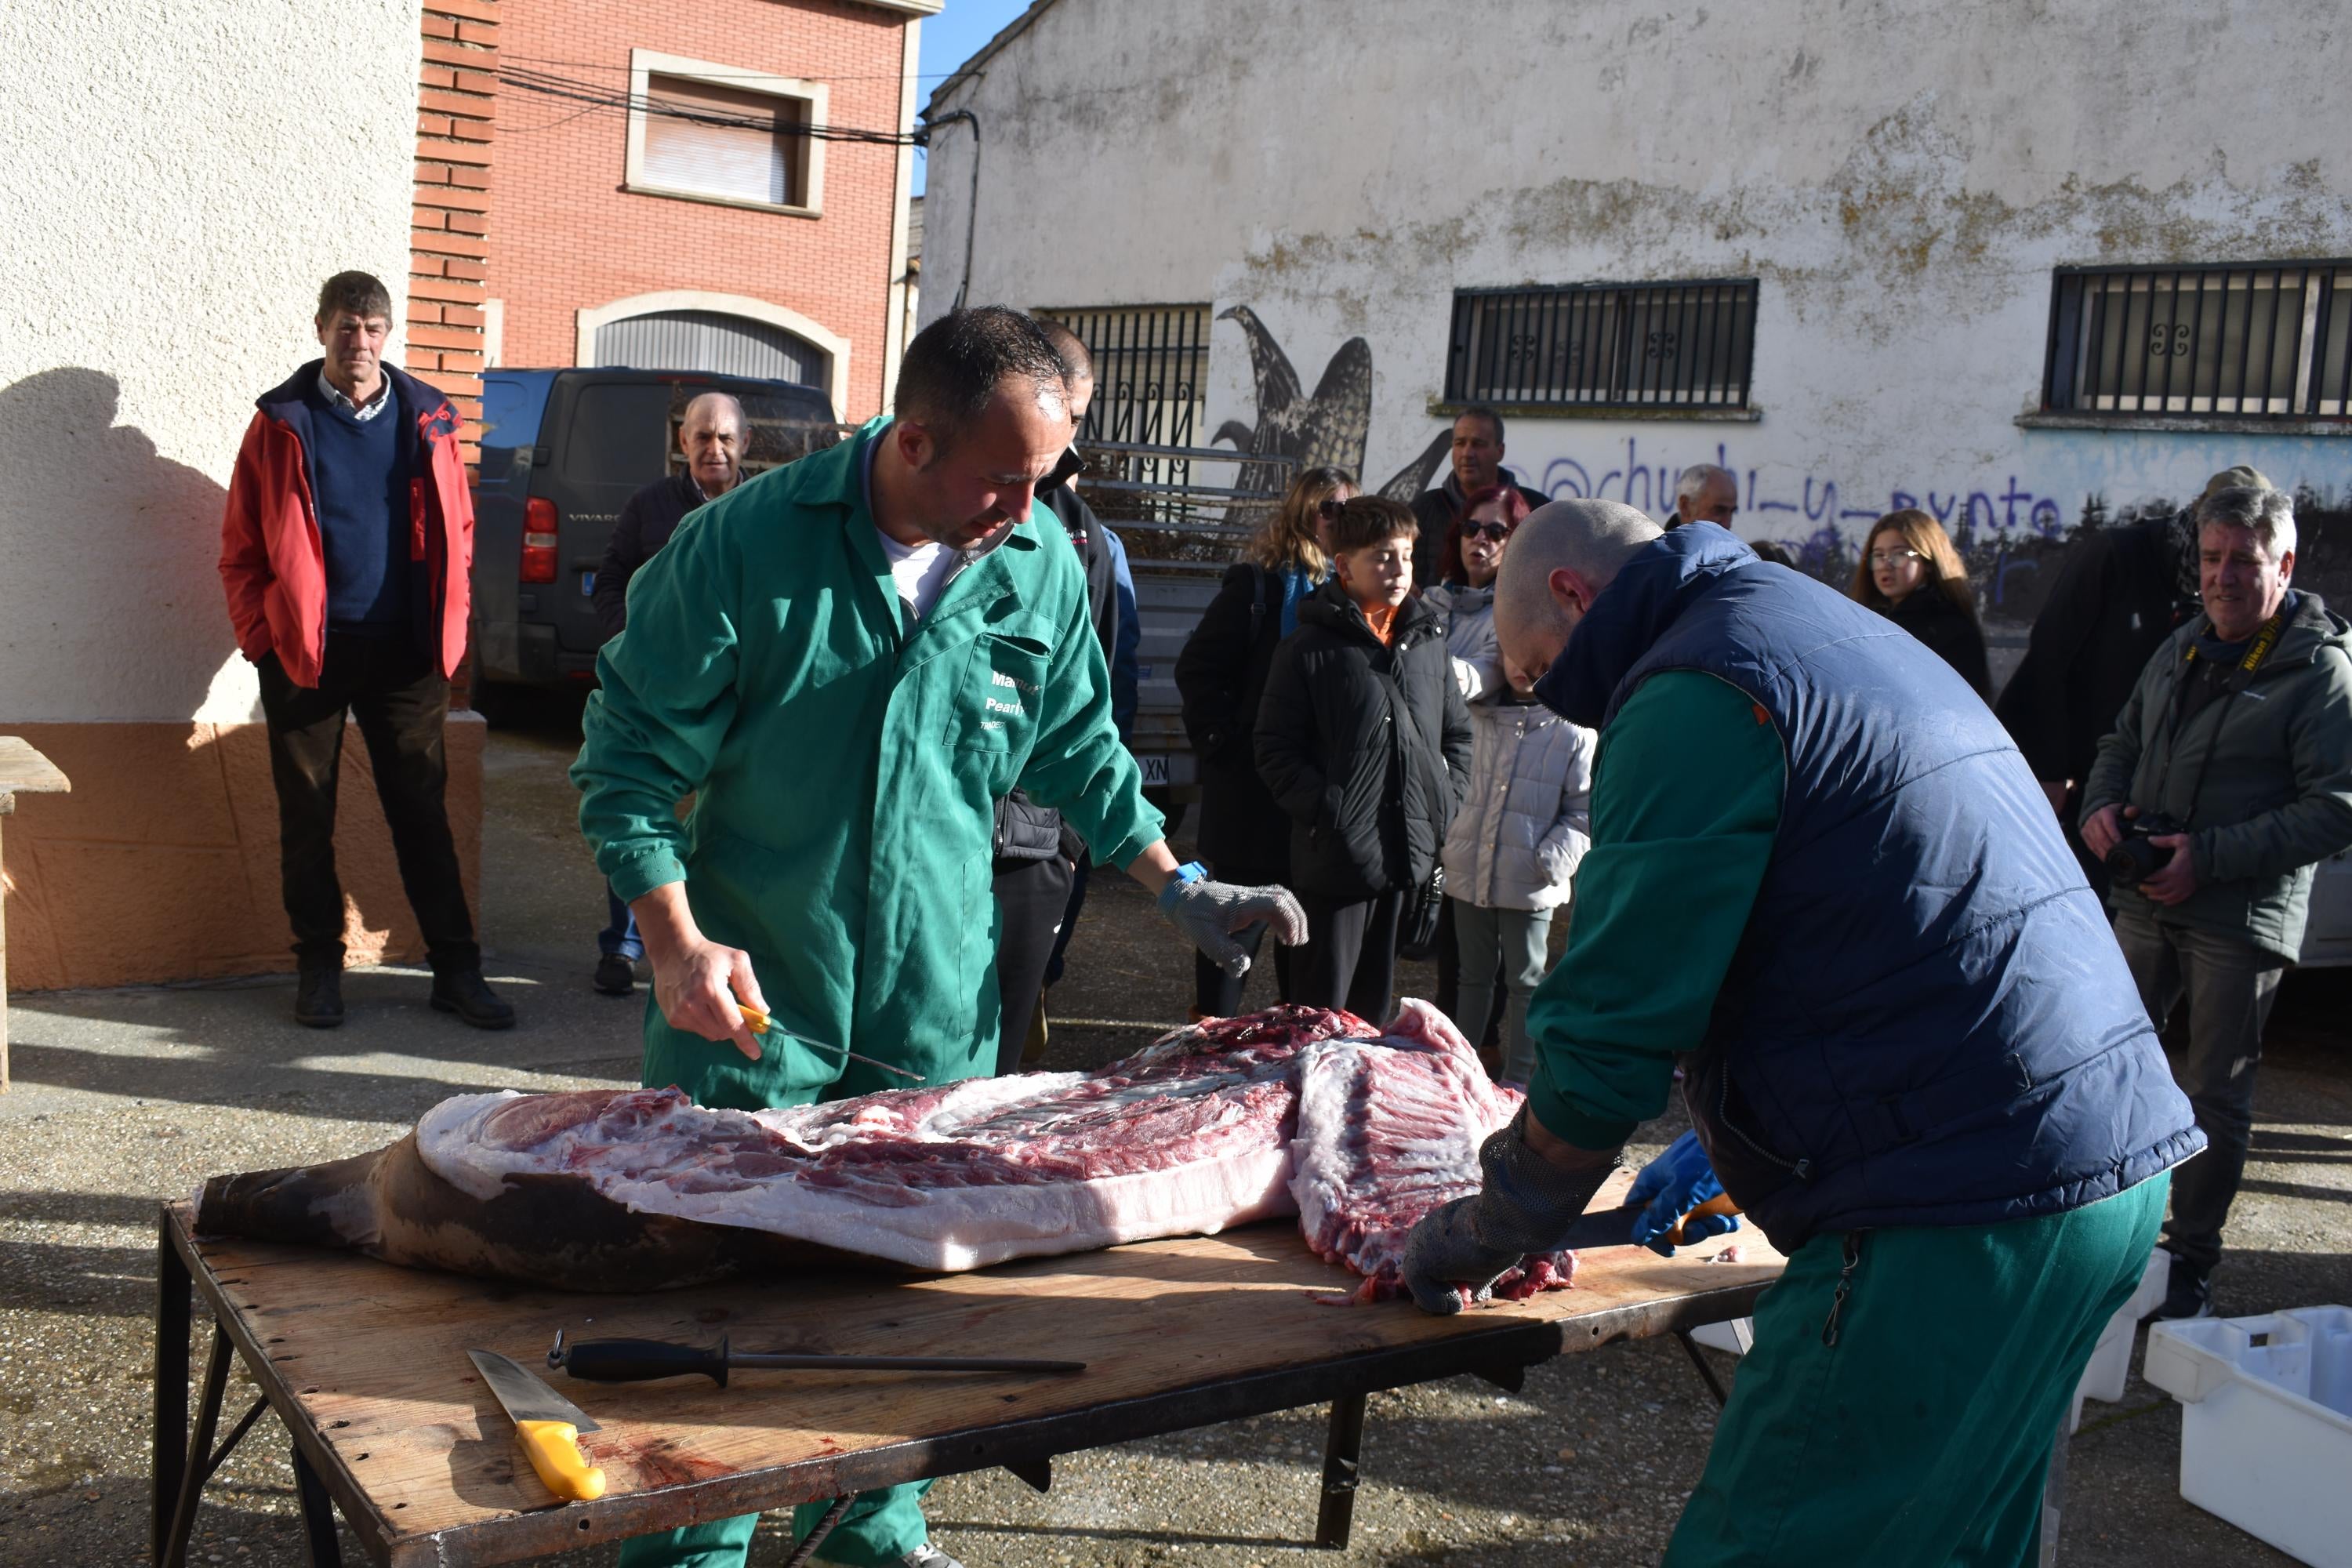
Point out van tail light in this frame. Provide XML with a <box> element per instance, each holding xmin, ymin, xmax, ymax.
<box><xmin>521</xmin><ymin>497</ymin><xmax>559</xmax><ymax>584</ymax></box>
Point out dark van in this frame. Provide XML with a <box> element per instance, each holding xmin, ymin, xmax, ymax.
<box><xmin>470</xmin><ymin>368</ymin><xmax>840</xmax><ymax>693</ymax></box>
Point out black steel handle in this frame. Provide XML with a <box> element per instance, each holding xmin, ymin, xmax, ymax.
<box><xmin>561</xmin><ymin>1335</ymin><xmax>731</xmax><ymax>1386</ymax></box>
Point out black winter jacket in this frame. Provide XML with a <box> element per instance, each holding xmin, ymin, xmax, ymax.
<box><xmin>1177</xmin><ymin>561</ymin><xmax>1300</xmax><ymax>872</ymax></box>
<box><xmin>1879</xmin><ymin>587</ymin><xmax>1992</xmax><ymax>699</ymax></box>
<box><xmin>595</xmin><ymin>471</ymin><xmax>707</xmax><ymax>641</ymax></box>
<box><xmin>1254</xmin><ymin>581</ymin><xmax>1472</xmax><ymax>900</ymax></box>
<box><xmin>1997</xmin><ymin>517</ymin><xmax>2194</xmax><ymax>786</ymax></box>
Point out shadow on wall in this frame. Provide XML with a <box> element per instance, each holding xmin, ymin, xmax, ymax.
<box><xmin>0</xmin><ymin>368</ymin><xmax>486</xmax><ymax>989</ymax></box>
<box><xmin>0</xmin><ymin>367</ymin><xmax>240</xmax><ymax>721</ymax></box>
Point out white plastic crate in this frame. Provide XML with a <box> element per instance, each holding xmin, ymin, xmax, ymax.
<box><xmin>2069</xmin><ymin>1247</ymin><xmax>2170</xmax><ymax>1432</ymax></box>
<box><xmin>2143</xmin><ymin>1305</ymin><xmax>2352</xmax><ymax>1568</ymax></box>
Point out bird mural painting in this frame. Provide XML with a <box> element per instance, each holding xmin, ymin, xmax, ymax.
<box><xmin>1212</xmin><ymin>304</ymin><xmax>1455</xmax><ymax>509</ymax></box>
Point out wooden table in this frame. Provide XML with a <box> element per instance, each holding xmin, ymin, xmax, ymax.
<box><xmin>154</xmin><ymin>1179</ymin><xmax>1782</xmax><ymax>1566</ymax></box>
<box><xmin>0</xmin><ymin>735</ymin><xmax>71</xmax><ymax>1092</ymax></box>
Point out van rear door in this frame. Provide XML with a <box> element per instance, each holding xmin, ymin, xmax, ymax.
<box><xmin>535</xmin><ymin>377</ymin><xmax>674</xmax><ymax>667</ymax></box>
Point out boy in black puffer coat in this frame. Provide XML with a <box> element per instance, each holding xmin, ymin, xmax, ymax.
<box><xmin>1255</xmin><ymin>497</ymin><xmax>1472</xmax><ymax>1018</ymax></box>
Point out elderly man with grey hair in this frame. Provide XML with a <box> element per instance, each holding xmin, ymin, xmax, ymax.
<box><xmin>587</xmin><ymin>389</ymin><xmax>750</xmax><ymax>996</ymax></box>
<box><xmin>1662</xmin><ymin>462</ymin><xmax>1737</xmax><ymax>528</ymax></box>
<box><xmin>1401</xmin><ymin>503</ymin><xmax>2200</xmax><ymax>1563</ymax></box>
<box><xmin>2082</xmin><ymin>484</ymin><xmax>2352</xmax><ymax>1320</ymax></box>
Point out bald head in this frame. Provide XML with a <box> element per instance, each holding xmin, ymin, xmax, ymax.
<box><xmin>680</xmin><ymin>391</ymin><xmax>747</xmax><ymax>495</ymax></box>
<box><xmin>1033</xmin><ymin>318</ymin><xmax>1095</xmax><ymax>423</ymax></box>
<box><xmin>1493</xmin><ymin>499</ymin><xmax>1663</xmax><ymax>680</ymax></box>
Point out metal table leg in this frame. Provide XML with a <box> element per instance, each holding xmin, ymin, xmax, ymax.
<box><xmin>159</xmin><ymin>1323</ymin><xmax>234</xmax><ymax>1567</ymax></box>
<box><xmin>293</xmin><ymin>1445</ymin><xmax>345</xmax><ymax>1566</ymax></box>
<box><xmin>153</xmin><ymin>1212</ymin><xmax>191</xmax><ymax>1565</ymax></box>
<box><xmin>1314</xmin><ymin>1392</ymin><xmax>1367</xmax><ymax>1550</ymax></box>
<box><xmin>1674</xmin><ymin>1329</ymin><xmax>1730</xmax><ymax>1409</ymax></box>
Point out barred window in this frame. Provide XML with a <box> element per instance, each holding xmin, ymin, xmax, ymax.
<box><xmin>1036</xmin><ymin>304</ymin><xmax>1210</xmax><ymax>448</ymax></box>
<box><xmin>2042</xmin><ymin>261</ymin><xmax>2352</xmax><ymax>419</ymax></box>
<box><xmin>1444</xmin><ymin>280</ymin><xmax>1758</xmax><ymax>411</ymax></box>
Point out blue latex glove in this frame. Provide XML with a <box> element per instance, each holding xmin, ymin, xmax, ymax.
<box><xmin>1625</xmin><ymin>1131</ymin><xmax>1742</xmax><ymax>1256</ymax></box>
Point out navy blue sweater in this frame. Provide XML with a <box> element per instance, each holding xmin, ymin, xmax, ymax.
<box><xmin>304</xmin><ymin>381</ymin><xmax>412</xmax><ymax>630</ymax></box>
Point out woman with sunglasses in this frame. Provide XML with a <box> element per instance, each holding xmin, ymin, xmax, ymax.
<box><xmin>1174</xmin><ymin>465</ymin><xmax>1356</xmax><ymax>1015</ymax></box>
<box><xmin>1851</xmin><ymin>508</ymin><xmax>1991</xmax><ymax>699</ymax></box>
<box><xmin>1421</xmin><ymin>485</ymin><xmax>1529</xmax><ymax>1036</ymax></box>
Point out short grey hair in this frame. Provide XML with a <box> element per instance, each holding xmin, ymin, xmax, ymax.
<box><xmin>2197</xmin><ymin>485</ymin><xmax>2296</xmax><ymax>558</ymax></box>
<box><xmin>681</xmin><ymin>390</ymin><xmax>746</xmax><ymax>434</ymax></box>
<box><xmin>1674</xmin><ymin>463</ymin><xmax>1736</xmax><ymax>510</ymax></box>
<box><xmin>1494</xmin><ymin>498</ymin><xmax>1663</xmax><ymax>644</ymax></box>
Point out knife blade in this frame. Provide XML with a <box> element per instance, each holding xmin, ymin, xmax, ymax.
<box><xmin>468</xmin><ymin>1348</ymin><xmax>608</xmax><ymax>1503</ymax></box>
<box><xmin>1558</xmin><ymin>1192</ymin><xmax>1742</xmax><ymax>1252</ymax></box>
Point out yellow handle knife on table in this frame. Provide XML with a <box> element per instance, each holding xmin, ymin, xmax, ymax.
<box><xmin>468</xmin><ymin>1348</ymin><xmax>608</xmax><ymax>1502</ymax></box>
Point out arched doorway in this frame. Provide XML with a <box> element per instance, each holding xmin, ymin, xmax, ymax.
<box><xmin>575</xmin><ymin>291</ymin><xmax>852</xmax><ymax>413</ymax></box>
<box><xmin>593</xmin><ymin>309</ymin><xmax>821</xmax><ymax>386</ymax></box>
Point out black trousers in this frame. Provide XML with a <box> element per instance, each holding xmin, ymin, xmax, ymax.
<box><xmin>993</xmin><ymin>853</ymin><xmax>1074</xmax><ymax>1075</ymax></box>
<box><xmin>1293</xmin><ymin>890</ymin><xmax>1404</xmax><ymax>1023</ymax></box>
<box><xmin>1191</xmin><ymin>858</ymin><xmax>1296</xmax><ymax>1018</ymax></box>
<box><xmin>256</xmin><ymin>633</ymin><xmax>477</xmax><ymax>972</ymax></box>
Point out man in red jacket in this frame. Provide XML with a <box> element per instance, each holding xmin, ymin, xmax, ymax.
<box><xmin>219</xmin><ymin>271</ymin><xmax>510</xmax><ymax>1030</ymax></box>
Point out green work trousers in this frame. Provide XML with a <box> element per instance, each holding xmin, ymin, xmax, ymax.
<box><xmin>619</xmin><ymin>1011</ymin><xmax>934</xmax><ymax>1568</ymax></box>
<box><xmin>1666</xmin><ymin>1173</ymin><xmax>2169</xmax><ymax>1567</ymax></box>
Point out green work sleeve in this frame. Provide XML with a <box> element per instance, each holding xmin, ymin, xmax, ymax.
<box><xmin>570</xmin><ymin>510</ymin><xmax>743</xmax><ymax>902</ymax></box>
<box><xmin>1523</xmin><ymin>670</ymin><xmax>1785</xmax><ymax>1150</ymax></box>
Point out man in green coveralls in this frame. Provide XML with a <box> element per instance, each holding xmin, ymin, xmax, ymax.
<box><xmin>574</xmin><ymin>308</ymin><xmax>1304</xmax><ymax>1568</ymax></box>
<box><xmin>1403</xmin><ymin>499</ymin><xmax>2200</xmax><ymax>1565</ymax></box>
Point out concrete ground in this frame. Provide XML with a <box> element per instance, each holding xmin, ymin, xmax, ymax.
<box><xmin>2</xmin><ymin>697</ymin><xmax>2344</xmax><ymax>1566</ymax></box>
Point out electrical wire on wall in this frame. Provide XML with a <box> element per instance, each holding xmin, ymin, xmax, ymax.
<box><xmin>498</xmin><ymin>64</ymin><xmax>927</xmax><ymax>147</ymax></box>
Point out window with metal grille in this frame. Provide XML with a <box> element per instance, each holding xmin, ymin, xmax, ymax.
<box><xmin>1444</xmin><ymin>280</ymin><xmax>1758</xmax><ymax>411</ymax></box>
<box><xmin>2041</xmin><ymin>261</ymin><xmax>2352</xmax><ymax>419</ymax></box>
<box><xmin>1037</xmin><ymin>305</ymin><xmax>1210</xmax><ymax>448</ymax></box>
<box><xmin>624</xmin><ymin>53</ymin><xmax>820</xmax><ymax>213</ymax></box>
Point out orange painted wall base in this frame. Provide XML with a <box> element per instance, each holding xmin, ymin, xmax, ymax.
<box><xmin>0</xmin><ymin>716</ymin><xmax>485</xmax><ymax>990</ymax></box>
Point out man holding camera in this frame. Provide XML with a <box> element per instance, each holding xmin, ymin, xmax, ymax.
<box><xmin>2082</xmin><ymin>485</ymin><xmax>2352</xmax><ymax>1319</ymax></box>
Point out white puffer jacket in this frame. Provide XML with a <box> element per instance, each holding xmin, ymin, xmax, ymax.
<box><xmin>1423</xmin><ymin>583</ymin><xmax>1501</xmax><ymax>702</ymax></box>
<box><xmin>1442</xmin><ymin>696</ymin><xmax>1595</xmax><ymax>912</ymax></box>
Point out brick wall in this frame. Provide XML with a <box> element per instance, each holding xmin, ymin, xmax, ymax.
<box><xmin>488</xmin><ymin>0</ymin><xmax>913</xmax><ymax>420</ymax></box>
<box><xmin>413</xmin><ymin>0</ymin><xmax>500</xmax><ymax>458</ymax></box>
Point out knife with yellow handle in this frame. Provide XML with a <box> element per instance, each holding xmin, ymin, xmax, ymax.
<box><xmin>468</xmin><ymin>1348</ymin><xmax>608</xmax><ymax>1502</ymax></box>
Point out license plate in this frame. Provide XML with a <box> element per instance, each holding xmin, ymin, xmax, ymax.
<box><xmin>579</xmin><ymin>571</ymin><xmax>597</xmax><ymax>596</ymax></box>
<box><xmin>1135</xmin><ymin>753</ymin><xmax>1169</xmax><ymax>786</ymax></box>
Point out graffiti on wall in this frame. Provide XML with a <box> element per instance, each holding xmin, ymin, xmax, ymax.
<box><xmin>1212</xmin><ymin>307</ymin><xmax>1457</xmax><ymax>503</ymax></box>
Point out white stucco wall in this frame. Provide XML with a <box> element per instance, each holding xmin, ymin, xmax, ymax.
<box><xmin>0</xmin><ymin>0</ymin><xmax>421</xmax><ymax>724</ymax></box>
<box><xmin>924</xmin><ymin>0</ymin><xmax>2352</xmax><ymax>613</ymax></box>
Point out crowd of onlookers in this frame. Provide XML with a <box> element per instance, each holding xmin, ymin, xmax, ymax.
<box><xmin>1161</xmin><ymin>406</ymin><xmax>2351</xmax><ymax>1323</ymax></box>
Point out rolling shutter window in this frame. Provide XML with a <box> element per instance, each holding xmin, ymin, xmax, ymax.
<box><xmin>640</xmin><ymin>73</ymin><xmax>807</xmax><ymax>208</ymax></box>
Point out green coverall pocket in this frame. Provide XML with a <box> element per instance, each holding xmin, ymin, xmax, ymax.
<box><xmin>948</xmin><ymin>630</ymin><xmax>1051</xmax><ymax>754</ymax></box>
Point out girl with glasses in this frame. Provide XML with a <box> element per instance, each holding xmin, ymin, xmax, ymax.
<box><xmin>1851</xmin><ymin>508</ymin><xmax>1991</xmax><ymax>699</ymax></box>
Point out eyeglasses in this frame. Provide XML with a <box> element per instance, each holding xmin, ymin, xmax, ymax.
<box><xmin>1462</xmin><ymin>522</ymin><xmax>1513</xmax><ymax>542</ymax></box>
<box><xmin>1869</xmin><ymin>548</ymin><xmax>1924</xmax><ymax>566</ymax></box>
<box><xmin>1316</xmin><ymin>497</ymin><xmax>1348</xmax><ymax>521</ymax></box>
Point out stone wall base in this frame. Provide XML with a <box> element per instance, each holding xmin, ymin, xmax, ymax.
<box><xmin>1</xmin><ymin>714</ymin><xmax>485</xmax><ymax>989</ymax></box>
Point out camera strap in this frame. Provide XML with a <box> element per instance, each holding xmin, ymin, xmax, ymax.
<box><xmin>2166</xmin><ymin>605</ymin><xmax>2288</xmax><ymax>829</ymax></box>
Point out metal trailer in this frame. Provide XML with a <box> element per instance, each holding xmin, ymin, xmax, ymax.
<box><xmin>1074</xmin><ymin>441</ymin><xmax>1300</xmax><ymax>811</ymax></box>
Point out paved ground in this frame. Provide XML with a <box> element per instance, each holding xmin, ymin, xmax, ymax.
<box><xmin>2</xmin><ymin>698</ymin><xmax>2344</xmax><ymax>1566</ymax></box>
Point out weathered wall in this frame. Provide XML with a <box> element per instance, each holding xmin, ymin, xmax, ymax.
<box><xmin>0</xmin><ymin>0</ymin><xmax>422</xmax><ymax>726</ymax></box>
<box><xmin>924</xmin><ymin>0</ymin><xmax>2352</xmax><ymax>619</ymax></box>
<box><xmin>0</xmin><ymin>1</ymin><xmax>488</xmax><ymax>987</ymax></box>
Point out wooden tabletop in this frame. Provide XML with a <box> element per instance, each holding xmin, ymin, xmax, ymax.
<box><xmin>0</xmin><ymin>736</ymin><xmax>69</xmax><ymax>801</ymax></box>
<box><xmin>168</xmin><ymin>1178</ymin><xmax>1780</xmax><ymax>1566</ymax></box>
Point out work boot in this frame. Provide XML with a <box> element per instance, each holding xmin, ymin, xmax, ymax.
<box><xmin>2150</xmin><ymin>1258</ymin><xmax>2215</xmax><ymax>1321</ymax></box>
<box><xmin>431</xmin><ymin>968</ymin><xmax>516</xmax><ymax>1030</ymax></box>
<box><xmin>593</xmin><ymin>953</ymin><xmax>636</xmax><ymax>996</ymax></box>
<box><xmin>895</xmin><ymin>1546</ymin><xmax>967</xmax><ymax>1568</ymax></box>
<box><xmin>294</xmin><ymin>966</ymin><xmax>344</xmax><ymax>1029</ymax></box>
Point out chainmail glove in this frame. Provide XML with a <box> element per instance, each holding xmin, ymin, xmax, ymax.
<box><xmin>1403</xmin><ymin>1107</ymin><xmax>1620</xmax><ymax>1315</ymax></box>
<box><xmin>1156</xmin><ymin>877</ymin><xmax>1308</xmax><ymax>977</ymax></box>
